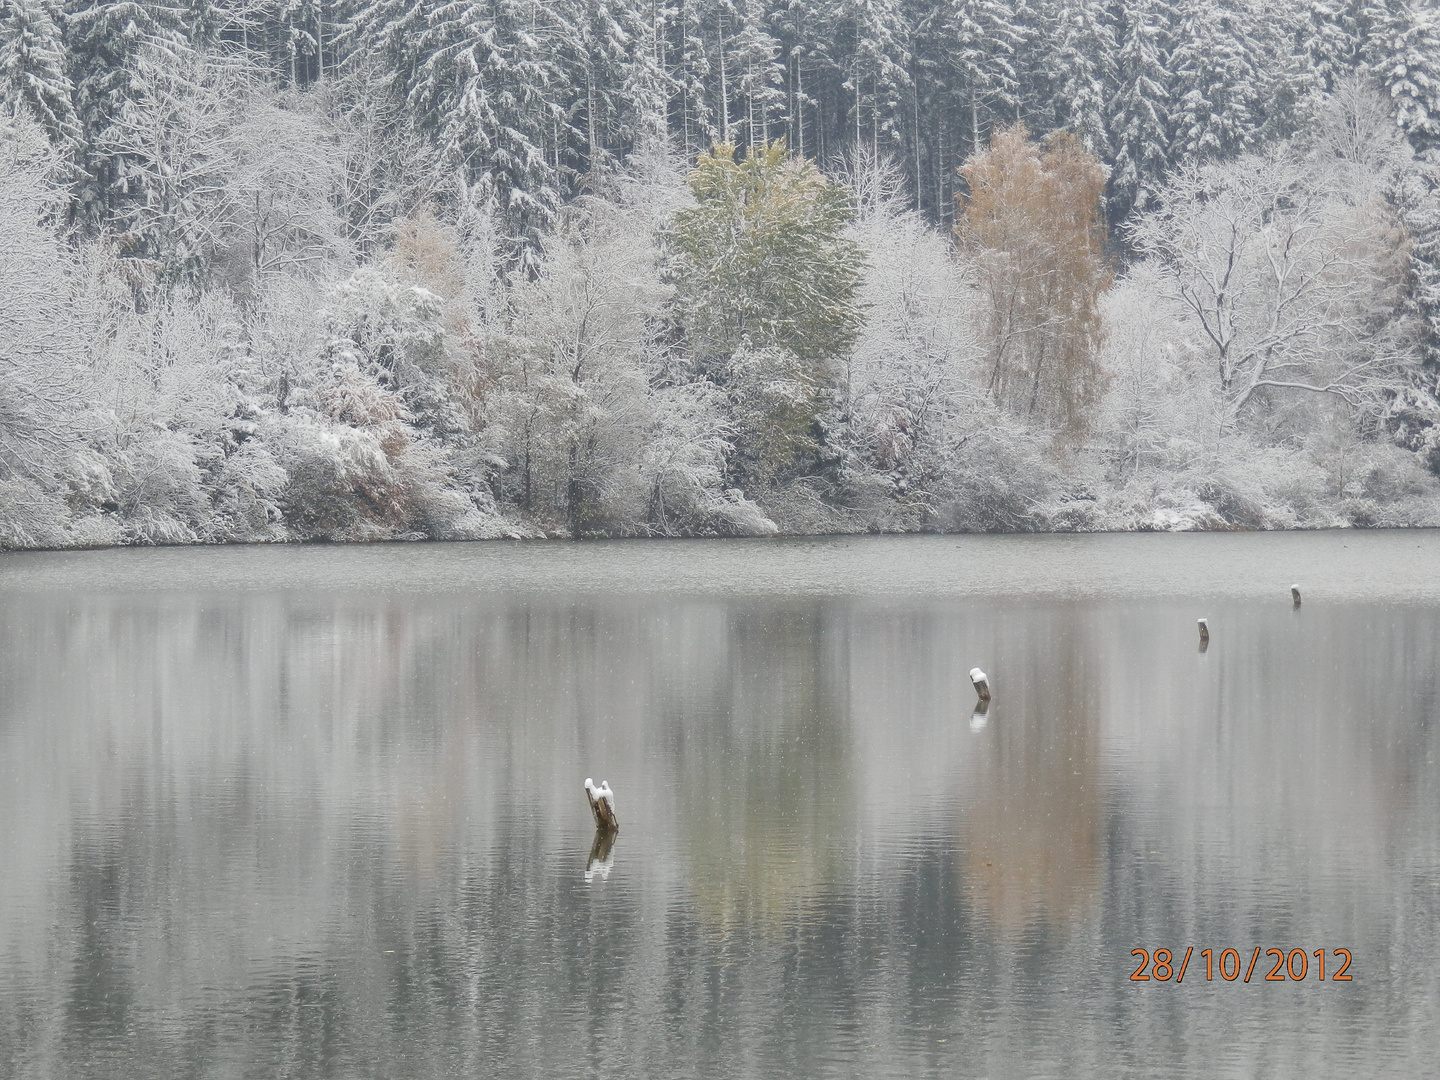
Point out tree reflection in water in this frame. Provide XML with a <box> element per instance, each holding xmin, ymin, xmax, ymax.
<box><xmin>0</xmin><ymin>566</ymin><xmax>1436</xmax><ymax>1078</ymax></box>
<box><xmin>959</xmin><ymin>606</ymin><xmax>1103</xmax><ymax>935</ymax></box>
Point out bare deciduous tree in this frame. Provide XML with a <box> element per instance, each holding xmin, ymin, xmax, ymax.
<box><xmin>1128</xmin><ymin>144</ymin><xmax>1414</xmax><ymax>427</ymax></box>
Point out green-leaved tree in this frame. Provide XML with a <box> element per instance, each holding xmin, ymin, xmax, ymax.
<box><xmin>668</xmin><ymin>139</ymin><xmax>863</xmax><ymax>489</ymax></box>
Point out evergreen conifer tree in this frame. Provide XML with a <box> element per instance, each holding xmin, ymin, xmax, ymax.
<box><xmin>1169</xmin><ymin>0</ymin><xmax>1262</xmax><ymax>163</ymax></box>
<box><xmin>1372</xmin><ymin>1</ymin><xmax>1440</xmax><ymax>159</ymax></box>
<box><xmin>943</xmin><ymin>0</ymin><xmax>1023</xmax><ymax>153</ymax></box>
<box><xmin>1304</xmin><ymin>0</ymin><xmax>1364</xmax><ymax>89</ymax></box>
<box><xmin>562</xmin><ymin>0</ymin><xmax>669</xmax><ymax>171</ymax></box>
<box><xmin>0</xmin><ymin>0</ymin><xmax>79</xmax><ymax>145</ymax></box>
<box><xmin>275</xmin><ymin>0</ymin><xmax>321</xmax><ymax>84</ymax></box>
<box><xmin>356</xmin><ymin>0</ymin><xmax>565</xmax><ymax>267</ymax></box>
<box><xmin>728</xmin><ymin>0</ymin><xmax>786</xmax><ymax>147</ymax></box>
<box><xmin>64</xmin><ymin>0</ymin><xmax>194</xmax><ymax>227</ymax></box>
<box><xmin>665</xmin><ymin>0</ymin><xmax>717</xmax><ymax>153</ymax></box>
<box><xmin>1108</xmin><ymin>0</ymin><xmax>1172</xmax><ymax>220</ymax></box>
<box><xmin>829</xmin><ymin>0</ymin><xmax>912</xmax><ymax>155</ymax></box>
<box><xmin>1042</xmin><ymin>0</ymin><xmax>1116</xmax><ymax>156</ymax></box>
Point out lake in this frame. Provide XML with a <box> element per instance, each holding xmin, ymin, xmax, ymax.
<box><xmin>1</xmin><ymin>533</ymin><xmax>1437</xmax><ymax>1079</ymax></box>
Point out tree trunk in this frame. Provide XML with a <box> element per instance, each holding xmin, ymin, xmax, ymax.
<box><xmin>567</xmin><ymin>443</ymin><xmax>580</xmax><ymax>535</ymax></box>
<box><xmin>796</xmin><ymin>56</ymin><xmax>804</xmax><ymax>157</ymax></box>
<box><xmin>588</xmin><ymin>77</ymin><xmax>598</xmax><ymax>172</ymax></box>
<box><xmin>718</xmin><ymin>21</ymin><xmax>730</xmax><ymax>142</ymax></box>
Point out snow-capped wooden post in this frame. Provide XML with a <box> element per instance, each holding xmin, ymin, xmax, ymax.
<box><xmin>585</xmin><ymin>778</ymin><xmax>618</xmax><ymax>832</ymax></box>
<box><xmin>970</xmin><ymin>667</ymin><xmax>991</xmax><ymax>703</ymax></box>
<box><xmin>1197</xmin><ymin>618</ymin><xmax>1209</xmax><ymax>652</ymax></box>
<box><xmin>1291</xmin><ymin>585</ymin><xmax>1301</xmax><ymax>608</ymax></box>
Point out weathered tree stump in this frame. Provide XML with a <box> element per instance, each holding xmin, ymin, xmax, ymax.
<box><xmin>584</xmin><ymin>778</ymin><xmax>618</xmax><ymax>832</ymax></box>
<box><xmin>970</xmin><ymin>667</ymin><xmax>992</xmax><ymax>703</ymax></box>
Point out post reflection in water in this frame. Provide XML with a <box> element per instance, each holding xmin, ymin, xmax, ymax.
<box><xmin>586</xmin><ymin>828</ymin><xmax>617</xmax><ymax>881</ymax></box>
<box><xmin>0</xmin><ymin>563</ymin><xmax>1436</xmax><ymax>1079</ymax></box>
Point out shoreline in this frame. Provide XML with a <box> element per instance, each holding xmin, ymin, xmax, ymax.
<box><xmin>3</xmin><ymin>528</ymin><xmax>1437</xmax><ymax>604</ymax></box>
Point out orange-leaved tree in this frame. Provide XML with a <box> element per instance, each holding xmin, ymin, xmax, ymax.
<box><xmin>957</xmin><ymin>125</ymin><xmax>1110</xmax><ymax>444</ymax></box>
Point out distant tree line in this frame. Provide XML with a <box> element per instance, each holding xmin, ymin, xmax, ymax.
<box><xmin>4</xmin><ymin>0</ymin><xmax>1440</xmax><ymax>243</ymax></box>
<box><xmin>1</xmin><ymin>0</ymin><xmax>1440</xmax><ymax>546</ymax></box>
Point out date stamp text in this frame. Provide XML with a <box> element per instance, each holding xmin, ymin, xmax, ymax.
<box><xmin>1130</xmin><ymin>947</ymin><xmax>1352</xmax><ymax>983</ymax></box>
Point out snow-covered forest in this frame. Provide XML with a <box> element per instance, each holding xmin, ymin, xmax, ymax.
<box><xmin>2</xmin><ymin>0</ymin><xmax>1440</xmax><ymax>544</ymax></box>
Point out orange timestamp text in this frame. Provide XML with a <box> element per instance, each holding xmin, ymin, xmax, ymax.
<box><xmin>1130</xmin><ymin>947</ymin><xmax>1352</xmax><ymax>983</ymax></box>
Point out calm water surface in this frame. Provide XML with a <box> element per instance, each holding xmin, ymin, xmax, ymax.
<box><xmin>1</xmin><ymin>534</ymin><xmax>1437</xmax><ymax>1079</ymax></box>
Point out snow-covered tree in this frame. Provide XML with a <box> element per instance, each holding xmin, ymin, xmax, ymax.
<box><xmin>315</xmin><ymin>64</ymin><xmax>436</xmax><ymax>260</ymax></box>
<box><xmin>1108</xmin><ymin>0</ymin><xmax>1172</xmax><ymax>220</ymax></box>
<box><xmin>727</xmin><ymin>0</ymin><xmax>785</xmax><ymax>147</ymax></box>
<box><xmin>64</xmin><ymin>0</ymin><xmax>194</xmax><ymax>228</ymax></box>
<box><xmin>828</xmin><ymin>0</ymin><xmax>912</xmax><ymax>156</ymax></box>
<box><xmin>665</xmin><ymin>0</ymin><xmax>717</xmax><ymax>154</ymax></box>
<box><xmin>354</xmin><ymin>0</ymin><xmax>566</xmax><ymax>268</ymax></box>
<box><xmin>485</xmin><ymin>164</ymin><xmax>769</xmax><ymax>534</ymax></box>
<box><xmin>1388</xmin><ymin>159</ymin><xmax>1440</xmax><ymax>471</ymax></box>
<box><xmin>96</xmin><ymin>53</ymin><xmax>236</xmax><ymax>289</ymax></box>
<box><xmin>216</xmin><ymin>86</ymin><xmax>348</xmax><ymax>297</ymax></box>
<box><xmin>0</xmin><ymin>117</ymin><xmax>83</xmax><ymax>546</ymax></box>
<box><xmin>1041</xmin><ymin>0</ymin><xmax>1116</xmax><ymax>156</ymax></box>
<box><xmin>1302</xmin><ymin>0</ymin><xmax>1440</xmax><ymax>158</ymax></box>
<box><xmin>1372</xmin><ymin>0</ymin><xmax>1440</xmax><ymax>159</ymax></box>
<box><xmin>0</xmin><ymin>0</ymin><xmax>79</xmax><ymax>145</ymax></box>
<box><xmin>557</xmin><ymin>0</ymin><xmax>669</xmax><ymax>175</ymax></box>
<box><xmin>940</xmin><ymin>0</ymin><xmax>1024</xmax><ymax>153</ymax></box>
<box><xmin>669</xmin><ymin>139</ymin><xmax>862</xmax><ymax>367</ymax></box>
<box><xmin>837</xmin><ymin>152</ymin><xmax>986</xmax><ymax>526</ymax></box>
<box><xmin>1169</xmin><ymin>0</ymin><xmax>1263</xmax><ymax>163</ymax></box>
<box><xmin>1128</xmin><ymin>142</ymin><xmax>1416</xmax><ymax>428</ymax></box>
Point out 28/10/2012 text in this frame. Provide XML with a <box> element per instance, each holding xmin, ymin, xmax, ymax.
<box><xmin>1130</xmin><ymin>948</ymin><xmax>1353</xmax><ymax>983</ymax></box>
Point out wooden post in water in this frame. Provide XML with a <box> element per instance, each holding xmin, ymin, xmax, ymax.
<box><xmin>585</xmin><ymin>778</ymin><xmax>618</xmax><ymax>832</ymax></box>
<box><xmin>1291</xmin><ymin>585</ymin><xmax>1301</xmax><ymax>608</ymax></box>
<box><xmin>1197</xmin><ymin>618</ymin><xmax>1209</xmax><ymax>652</ymax></box>
<box><xmin>970</xmin><ymin>667</ymin><xmax>991</xmax><ymax>704</ymax></box>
